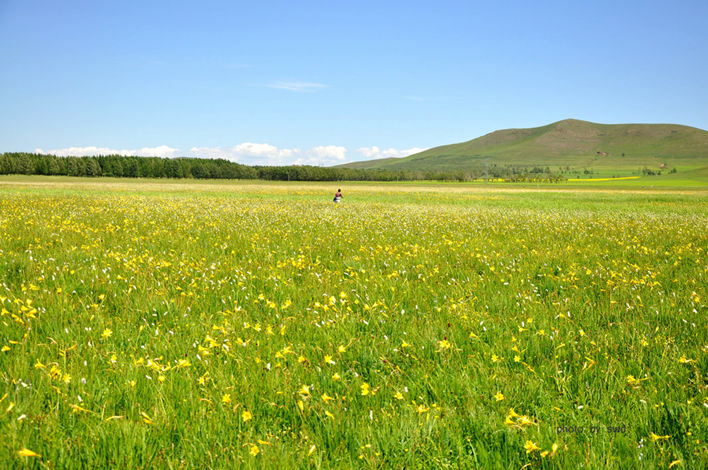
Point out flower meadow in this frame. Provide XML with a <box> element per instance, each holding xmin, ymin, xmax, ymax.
<box><xmin>0</xmin><ymin>181</ymin><xmax>706</xmax><ymax>468</ymax></box>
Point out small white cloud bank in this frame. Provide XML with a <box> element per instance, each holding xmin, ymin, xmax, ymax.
<box><xmin>36</xmin><ymin>145</ymin><xmax>180</xmax><ymax>158</ymax></box>
<box><xmin>356</xmin><ymin>146</ymin><xmax>428</xmax><ymax>160</ymax></box>
<box><xmin>190</xmin><ymin>144</ymin><xmax>348</xmax><ymax>166</ymax></box>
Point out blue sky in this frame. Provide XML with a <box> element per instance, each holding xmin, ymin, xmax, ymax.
<box><xmin>1</xmin><ymin>0</ymin><xmax>707</xmax><ymax>165</ymax></box>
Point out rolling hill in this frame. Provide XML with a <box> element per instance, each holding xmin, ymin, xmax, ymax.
<box><xmin>338</xmin><ymin>119</ymin><xmax>708</xmax><ymax>176</ymax></box>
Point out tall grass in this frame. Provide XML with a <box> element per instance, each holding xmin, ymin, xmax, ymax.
<box><xmin>0</xmin><ymin>181</ymin><xmax>705</xmax><ymax>468</ymax></box>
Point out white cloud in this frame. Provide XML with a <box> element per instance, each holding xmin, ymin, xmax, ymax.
<box><xmin>33</xmin><ymin>142</ymin><xmax>425</xmax><ymax>167</ymax></box>
<box><xmin>190</xmin><ymin>143</ymin><xmax>347</xmax><ymax>166</ymax></box>
<box><xmin>265</xmin><ymin>81</ymin><xmax>327</xmax><ymax>92</ymax></box>
<box><xmin>35</xmin><ymin>145</ymin><xmax>180</xmax><ymax>158</ymax></box>
<box><xmin>356</xmin><ymin>146</ymin><xmax>428</xmax><ymax>160</ymax></box>
<box><xmin>311</xmin><ymin>145</ymin><xmax>347</xmax><ymax>161</ymax></box>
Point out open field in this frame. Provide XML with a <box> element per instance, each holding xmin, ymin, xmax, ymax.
<box><xmin>1</xmin><ymin>177</ymin><xmax>706</xmax><ymax>468</ymax></box>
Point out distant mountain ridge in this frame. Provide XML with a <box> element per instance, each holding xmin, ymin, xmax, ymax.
<box><xmin>338</xmin><ymin>119</ymin><xmax>708</xmax><ymax>174</ymax></box>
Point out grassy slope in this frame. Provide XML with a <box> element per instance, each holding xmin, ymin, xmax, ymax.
<box><xmin>339</xmin><ymin>119</ymin><xmax>708</xmax><ymax>174</ymax></box>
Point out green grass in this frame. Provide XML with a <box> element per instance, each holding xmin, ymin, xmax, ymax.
<box><xmin>0</xmin><ymin>178</ymin><xmax>706</xmax><ymax>468</ymax></box>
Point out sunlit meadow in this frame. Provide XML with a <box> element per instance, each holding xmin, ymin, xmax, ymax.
<box><xmin>0</xmin><ymin>178</ymin><xmax>706</xmax><ymax>468</ymax></box>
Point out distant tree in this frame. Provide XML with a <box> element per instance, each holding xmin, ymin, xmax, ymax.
<box><xmin>85</xmin><ymin>158</ymin><xmax>102</xmax><ymax>176</ymax></box>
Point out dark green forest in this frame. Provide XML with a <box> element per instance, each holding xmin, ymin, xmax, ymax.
<box><xmin>0</xmin><ymin>153</ymin><xmax>566</xmax><ymax>182</ymax></box>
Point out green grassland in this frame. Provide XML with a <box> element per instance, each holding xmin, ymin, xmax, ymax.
<box><xmin>0</xmin><ymin>177</ymin><xmax>706</xmax><ymax>468</ymax></box>
<box><xmin>339</xmin><ymin>119</ymin><xmax>708</xmax><ymax>177</ymax></box>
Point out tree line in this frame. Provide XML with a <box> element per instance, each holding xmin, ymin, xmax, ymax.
<box><xmin>0</xmin><ymin>153</ymin><xmax>566</xmax><ymax>182</ymax></box>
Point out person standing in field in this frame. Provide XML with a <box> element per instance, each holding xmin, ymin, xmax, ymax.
<box><xmin>333</xmin><ymin>189</ymin><xmax>342</xmax><ymax>203</ymax></box>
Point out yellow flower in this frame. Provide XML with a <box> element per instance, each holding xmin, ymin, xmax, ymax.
<box><xmin>394</xmin><ymin>392</ymin><xmax>404</xmax><ymax>400</ymax></box>
<box><xmin>524</xmin><ymin>440</ymin><xmax>541</xmax><ymax>454</ymax></box>
<box><xmin>360</xmin><ymin>383</ymin><xmax>370</xmax><ymax>396</ymax></box>
<box><xmin>541</xmin><ymin>442</ymin><xmax>559</xmax><ymax>458</ymax></box>
<box><xmin>140</xmin><ymin>411</ymin><xmax>153</xmax><ymax>424</ymax></box>
<box><xmin>650</xmin><ymin>432</ymin><xmax>670</xmax><ymax>442</ymax></box>
<box><xmin>626</xmin><ymin>375</ymin><xmax>645</xmax><ymax>388</ymax></box>
<box><xmin>513</xmin><ymin>355</ymin><xmax>521</xmax><ymax>363</ymax></box>
<box><xmin>242</xmin><ymin>410</ymin><xmax>253</xmax><ymax>422</ymax></box>
<box><xmin>321</xmin><ymin>393</ymin><xmax>334</xmax><ymax>402</ymax></box>
<box><xmin>299</xmin><ymin>385</ymin><xmax>310</xmax><ymax>397</ymax></box>
<box><xmin>69</xmin><ymin>404</ymin><xmax>90</xmax><ymax>413</ymax></box>
<box><xmin>49</xmin><ymin>365</ymin><xmax>61</xmax><ymax>380</ymax></box>
<box><xmin>338</xmin><ymin>345</ymin><xmax>346</xmax><ymax>353</ymax></box>
<box><xmin>101</xmin><ymin>328</ymin><xmax>113</xmax><ymax>339</ymax></box>
<box><xmin>249</xmin><ymin>445</ymin><xmax>260</xmax><ymax>456</ymax></box>
<box><xmin>222</xmin><ymin>394</ymin><xmax>231</xmax><ymax>404</ymax></box>
<box><xmin>416</xmin><ymin>404</ymin><xmax>429</xmax><ymax>414</ymax></box>
<box><xmin>437</xmin><ymin>339</ymin><xmax>452</xmax><ymax>351</ymax></box>
<box><xmin>18</xmin><ymin>448</ymin><xmax>41</xmax><ymax>458</ymax></box>
<box><xmin>518</xmin><ymin>415</ymin><xmax>535</xmax><ymax>426</ymax></box>
<box><xmin>332</xmin><ymin>372</ymin><xmax>341</xmax><ymax>381</ymax></box>
<box><xmin>494</xmin><ymin>391</ymin><xmax>505</xmax><ymax>402</ymax></box>
<box><xmin>491</xmin><ymin>354</ymin><xmax>499</xmax><ymax>363</ymax></box>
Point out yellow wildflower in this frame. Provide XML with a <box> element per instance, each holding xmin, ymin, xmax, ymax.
<box><xmin>524</xmin><ymin>440</ymin><xmax>541</xmax><ymax>454</ymax></box>
<box><xmin>416</xmin><ymin>404</ymin><xmax>429</xmax><ymax>414</ymax></box>
<box><xmin>18</xmin><ymin>448</ymin><xmax>41</xmax><ymax>458</ymax></box>
<box><xmin>321</xmin><ymin>393</ymin><xmax>334</xmax><ymax>402</ymax></box>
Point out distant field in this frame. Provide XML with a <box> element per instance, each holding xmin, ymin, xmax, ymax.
<box><xmin>0</xmin><ymin>178</ymin><xmax>705</xmax><ymax>468</ymax></box>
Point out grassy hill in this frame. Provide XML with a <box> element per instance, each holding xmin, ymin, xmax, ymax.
<box><xmin>339</xmin><ymin>119</ymin><xmax>708</xmax><ymax>177</ymax></box>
